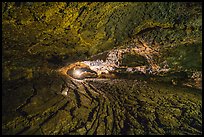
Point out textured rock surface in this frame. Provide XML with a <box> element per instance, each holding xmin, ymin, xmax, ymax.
<box><xmin>2</xmin><ymin>2</ymin><xmax>202</xmax><ymax>135</ymax></box>
<box><xmin>2</xmin><ymin>73</ymin><xmax>202</xmax><ymax>135</ymax></box>
<box><xmin>2</xmin><ymin>2</ymin><xmax>202</xmax><ymax>80</ymax></box>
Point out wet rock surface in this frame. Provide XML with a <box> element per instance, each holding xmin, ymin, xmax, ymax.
<box><xmin>2</xmin><ymin>72</ymin><xmax>202</xmax><ymax>135</ymax></box>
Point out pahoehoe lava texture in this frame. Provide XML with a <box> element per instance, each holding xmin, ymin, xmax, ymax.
<box><xmin>2</xmin><ymin>2</ymin><xmax>202</xmax><ymax>135</ymax></box>
<box><xmin>2</xmin><ymin>73</ymin><xmax>202</xmax><ymax>135</ymax></box>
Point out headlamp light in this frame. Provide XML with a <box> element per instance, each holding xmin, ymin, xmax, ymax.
<box><xmin>73</xmin><ymin>69</ymin><xmax>82</xmax><ymax>78</ymax></box>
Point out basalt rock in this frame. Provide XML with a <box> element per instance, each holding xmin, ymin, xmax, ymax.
<box><xmin>2</xmin><ymin>2</ymin><xmax>202</xmax><ymax>81</ymax></box>
<box><xmin>2</xmin><ymin>2</ymin><xmax>202</xmax><ymax>135</ymax></box>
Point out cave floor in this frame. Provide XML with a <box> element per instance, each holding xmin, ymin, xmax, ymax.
<box><xmin>2</xmin><ymin>72</ymin><xmax>202</xmax><ymax>135</ymax></box>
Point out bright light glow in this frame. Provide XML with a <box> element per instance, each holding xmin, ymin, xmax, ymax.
<box><xmin>73</xmin><ymin>69</ymin><xmax>82</xmax><ymax>78</ymax></box>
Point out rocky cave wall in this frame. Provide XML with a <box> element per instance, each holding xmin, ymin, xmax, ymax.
<box><xmin>2</xmin><ymin>2</ymin><xmax>202</xmax><ymax>135</ymax></box>
<box><xmin>2</xmin><ymin>2</ymin><xmax>202</xmax><ymax>81</ymax></box>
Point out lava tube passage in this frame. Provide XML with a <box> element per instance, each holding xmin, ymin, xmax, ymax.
<box><xmin>2</xmin><ymin>2</ymin><xmax>202</xmax><ymax>135</ymax></box>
